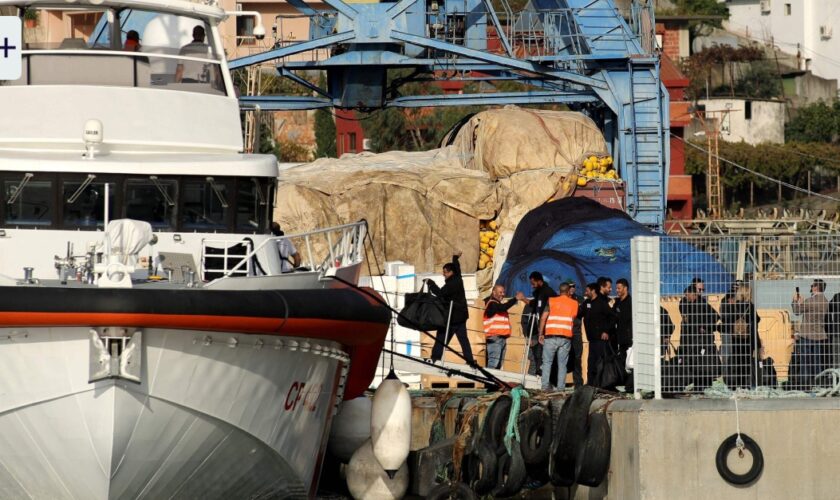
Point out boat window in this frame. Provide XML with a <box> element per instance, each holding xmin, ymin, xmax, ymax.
<box><xmin>5</xmin><ymin>176</ymin><xmax>53</xmax><ymax>226</ymax></box>
<box><xmin>15</xmin><ymin>8</ymin><xmax>225</xmax><ymax>96</ymax></box>
<box><xmin>236</xmin><ymin>178</ymin><xmax>270</xmax><ymax>231</ymax></box>
<box><xmin>182</xmin><ymin>178</ymin><xmax>229</xmax><ymax>230</ymax></box>
<box><xmin>62</xmin><ymin>177</ymin><xmax>116</xmax><ymax>229</ymax></box>
<box><xmin>125</xmin><ymin>178</ymin><xmax>177</xmax><ymax>229</ymax></box>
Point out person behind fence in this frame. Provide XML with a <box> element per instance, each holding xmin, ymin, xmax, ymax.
<box><xmin>585</xmin><ymin>278</ymin><xmax>616</xmax><ymax>386</ymax></box>
<box><xmin>483</xmin><ymin>284</ymin><xmax>519</xmax><ymax>370</ymax></box>
<box><xmin>721</xmin><ymin>283</ymin><xmax>763</xmax><ymax>389</ymax></box>
<box><xmin>426</xmin><ymin>252</ymin><xmax>476</xmax><ymax>366</ymax></box>
<box><xmin>679</xmin><ymin>283</ymin><xmax>721</xmax><ymax>390</ymax></box>
<box><xmin>824</xmin><ymin>289</ymin><xmax>840</xmax><ymax>369</ymax></box>
<box><xmin>614</xmin><ymin>278</ymin><xmax>632</xmax><ymax>355</ymax></box>
<box><xmin>566</xmin><ymin>281</ymin><xmax>585</xmax><ymax>387</ymax></box>
<box><xmin>791</xmin><ymin>279</ymin><xmax>828</xmax><ymax>388</ymax></box>
<box><xmin>539</xmin><ymin>283</ymin><xmax>578</xmax><ymax>390</ymax></box>
<box><xmin>516</xmin><ymin>271</ymin><xmax>556</xmax><ymax>376</ymax></box>
<box><xmin>270</xmin><ymin>222</ymin><xmax>301</xmax><ymax>273</ymax></box>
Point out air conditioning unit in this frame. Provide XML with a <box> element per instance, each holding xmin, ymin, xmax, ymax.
<box><xmin>760</xmin><ymin>0</ymin><xmax>771</xmax><ymax>14</ymax></box>
<box><xmin>821</xmin><ymin>25</ymin><xmax>833</xmax><ymax>39</ymax></box>
<box><xmin>362</xmin><ymin>138</ymin><xmax>372</xmax><ymax>151</ymax></box>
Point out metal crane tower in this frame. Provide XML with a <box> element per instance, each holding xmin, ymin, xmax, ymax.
<box><xmin>230</xmin><ymin>0</ymin><xmax>670</xmax><ymax>230</ymax></box>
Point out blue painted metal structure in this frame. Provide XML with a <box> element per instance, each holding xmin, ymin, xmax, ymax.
<box><xmin>230</xmin><ymin>0</ymin><xmax>669</xmax><ymax>229</ymax></box>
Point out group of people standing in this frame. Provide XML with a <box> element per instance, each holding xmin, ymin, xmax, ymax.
<box><xmin>484</xmin><ymin>271</ymin><xmax>633</xmax><ymax>392</ymax></box>
<box><xmin>670</xmin><ymin>278</ymin><xmax>763</xmax><ymax>391</ymax></box>
<box><xmin>423</xmin><ymin>255</ymin><xmax>633</xmax><ymax>392</ymax></box>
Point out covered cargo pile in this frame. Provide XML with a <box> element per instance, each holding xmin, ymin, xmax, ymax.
<box><xmin>497</xmin><ymin>197</ymin><xmax>733</xmax><ymax>296</ymax></box>
<box><xmin>274</xmin><ymin>106</ymin><xmax>608</xmax><ymax>275</ymax></box>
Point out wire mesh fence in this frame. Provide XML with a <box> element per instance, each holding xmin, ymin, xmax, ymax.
<box><xmin>657</xmin><ymin>234</ymin><xmax>840</xmax><ymax>395</ymax></box>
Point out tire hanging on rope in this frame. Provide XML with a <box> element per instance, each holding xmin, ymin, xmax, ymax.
<box><xmin>715</xmin><ymin>433</ymin><xmax>764</xmax><ymax>486</ymax></box>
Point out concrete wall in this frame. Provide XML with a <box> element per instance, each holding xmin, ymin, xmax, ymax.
<box><xmin>697</xmin><ymin>98</ymin><xmax>785</xmax><ymax>145</ymax></box>
<box><xmin>607</xmin><ymin>399</ymin><xmax>840</xmax><ymax>499</ymax></box>
<box><xmin>784</xmin><ymin>72</ymin><xmax>839</xmax><ymax>107</ymax></box>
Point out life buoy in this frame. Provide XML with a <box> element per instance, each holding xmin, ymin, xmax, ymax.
<box><xmin>715</xmin><ymin>433</ymin><xmax>764</xmax><ymax>486</ymax></box>
<box><xmin>518</xmin><ymin>406</ymin><xmax>552</xmax><ymax>465</ymax></box>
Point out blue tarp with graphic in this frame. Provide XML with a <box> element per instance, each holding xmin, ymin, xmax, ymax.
<box><xmin>498</xmin><ymin>198</ymin><xmax>732</xmax><ymax>296</ymax></box>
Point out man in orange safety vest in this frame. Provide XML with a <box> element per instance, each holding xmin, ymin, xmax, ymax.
<box><xmin>539</xmin><ymin>283</ymin><xmax>579</xmax><ymax>391</ymax></box>
<box><xmin>483</xmin><ymin>284</ymin><xmax>520</xmax><ymax>369</ymax></box>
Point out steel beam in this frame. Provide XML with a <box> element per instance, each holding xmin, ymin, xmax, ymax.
<box><xmin>389</xmin><ymin>91</ymin><xmax>600</xmax><ymax>107</ymax></box>
<box><xmin>229</xmin><ymin>31</ymin><xmax>355</xmax><ymax>69</ymax></box>
<box><xmin>239</xmin><ymin>96</ymin><xmax>334</xmax><ymax>110</ymax></box>
<box><xmin>390</xmin><ymin>30</ymin><xmax>608</xmax><ymax>89</ymax></box>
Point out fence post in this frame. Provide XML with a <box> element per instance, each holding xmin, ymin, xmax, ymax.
<box><xmin>631</xmin><ymin>236</ymin><xmax>661</xmax><ymax>398</ymax></box>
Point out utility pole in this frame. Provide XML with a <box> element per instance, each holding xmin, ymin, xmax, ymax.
<box><xmin>696</xmin><ymin>110</ymin><xmax>730</xmax><ymax>219</ymax></box>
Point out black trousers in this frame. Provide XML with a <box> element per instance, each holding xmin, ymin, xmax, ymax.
<box><xmin>587</xmin><ymin>339</ymin><xmax>610</xmax><ymax>385</ymax></box>
<box><xmin>431</xmin><ymin>322</ymin><xmax>475</xmax><ymax>365</ymax></box>
<box><xmin>567</xmin><ymin>330</ymin><xmax>584</xmax><ymax>387</ymax></box>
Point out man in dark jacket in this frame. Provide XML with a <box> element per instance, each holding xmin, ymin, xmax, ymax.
<box><xmin>586</xmin><ymin>277</ymin><xmax>617</xmax><ymax>386</ymax></box>
<box><xmin>614</xmin><ymin>278</ymin><xmax>632</xmax><ymax>352</ymax></box>
<box><xmin>679</xmin><ymin>283</ymin><xmax>721</xmax><ymax>390</ymax></box>
<box><xmin>427</xmin><ymin>252</ymin><xmax>476</xmax><ymax>365</ymax></box>
<box><xmin>566</xmin><ymin>281</ymin><xmax>585</xmax><ymax>387</ymax></box>
<box><xmin>516</xmin><ymin>271</ymin><xmax>557</xmax><ymax>376</ymax></box>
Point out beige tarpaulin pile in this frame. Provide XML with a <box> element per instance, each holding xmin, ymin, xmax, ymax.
<box><xmin>274</xmin><ymin>106</ymin><xmax>607</xmax><ymax>276</ymax></box>
<box><xmin>449</xmin><ymin>106</ymin><xmax>608</xmax><ymax>230</ymax></box>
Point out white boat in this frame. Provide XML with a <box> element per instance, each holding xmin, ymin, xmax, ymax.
<box><xmin>0</xmin><ymin>1</ymin><xmax>391</xmax><ymax>498</ymax></box>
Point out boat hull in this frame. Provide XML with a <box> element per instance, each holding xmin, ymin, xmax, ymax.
<box><xmin>0</xmin><ymin>326</ymin><xmax>348</xmax><ymax>499</ymax></box>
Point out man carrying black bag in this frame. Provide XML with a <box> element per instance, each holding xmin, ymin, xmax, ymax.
<box><xmin>426</xmin><ymin>252</ymin><xmax>476</xmax><ymax>366</ymax></box>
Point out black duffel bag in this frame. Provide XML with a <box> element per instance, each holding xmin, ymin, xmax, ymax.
<box><xmin>592</xmin><ymin>344</ymin><xmax>627</xmax><ymax>390</ymax></box>
<box><xmin>397</xmin><ymin>284</ymin><xmax>449</xmax><ymax>331</ymax></box>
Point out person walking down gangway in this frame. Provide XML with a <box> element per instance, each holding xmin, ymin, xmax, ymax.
<box><xmin>483</xmin><ymin>284</ymin><xmax>520</xmax><ymax>369</ymax></box>
<box><xmin>539</xmin><ymin>283</ymin><xmax>579</xmax><ymax>391</ymax></box>
<box><xmin>426</xmin><ymin>252</ymin><xmax>477</xmax><ymax>366</ymax></box>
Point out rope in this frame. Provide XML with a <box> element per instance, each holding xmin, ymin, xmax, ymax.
<box><xmin>814</xmin><ymin>368</ymin><xmax>840</xmax><ymax>397</ymax></box>
<box><xmin>733</xmin><ymin>394</ymin><xmax>744</xmax><ymax>452</ymax></box>
<box><xmin>503</xmin><ymin>385</ymin><xmax>529</xmax><ymax>455</ymax></box>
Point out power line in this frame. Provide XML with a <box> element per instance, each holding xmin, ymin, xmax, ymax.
<box><xmin>673</xmin><ymin>134</ymin><xmax>840</xmax><ymax>203</ymax></box>
<box><xmin>763</xmin><ymin>143</ymin><xmax>840</xmax><ymax>167</ymax></box>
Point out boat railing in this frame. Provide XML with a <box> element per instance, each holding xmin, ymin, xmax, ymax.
<box><xmin>8</xmin><ymin>50</ymin><xmax>226</xmax><ymax>96</ymax></box>
<box><xmin>202</xmin><ymin>221</ymin><xmax>367</xmax><ymax>280</ymax></box>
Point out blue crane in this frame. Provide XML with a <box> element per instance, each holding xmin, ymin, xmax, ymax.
<box><xmin>229</xmin><ymin>0</ymin><xmax>669</xmax><ymax>229</ymax></box>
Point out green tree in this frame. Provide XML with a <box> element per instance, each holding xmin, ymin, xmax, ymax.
<box><xmin>657</xmin><ymin>0</ymin><xmax>729</xmax><ymax>38</ymax></box>
<box><xmin>314</xmin><ymin>74</ymin><xmax>337</xmax><ymax>158</ymax></box>
<box><xmin>314</xmin><ymin>109</ymin><xmax>337</xmax><ymax>158</ymax></box>
<box><xmin>785</xmin><ymin>101</ymin><xmax>840</xmax><ymax>143</ymax></box>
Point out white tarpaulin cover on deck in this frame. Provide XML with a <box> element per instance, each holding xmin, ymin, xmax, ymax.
<box><xmin>274</xmin><ymin>106</ymin><xmax>607</xmax><ymax>274</ymax></box>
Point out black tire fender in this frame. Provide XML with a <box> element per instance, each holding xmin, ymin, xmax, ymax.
<box><xmin>715</xmin><ymin>433</ymin><xmax>764</xmax><ymax>486</ymax></box>
<box><xmin>551</xmin><ymin>386</ymin><xmax>595</xmax><ymax>486</ymax></box>
<box><xmin>518</xmin><ymin>405</ymin><xmax>553</xmax><ymax>465</ymax></box>
<box><xmin>575</xmin><ymin>412</ymin><xmax>612</xmax><ymax>487</ymax></box>
<box><xmin>426</xmin><ymin>481</ymin><xmax>478</xmax><ymax>500</ymax></box>
<box><xmin>467</xmin><ymin>440</ymin><xmax>497</xmax><ymax>496</ymax></box>
<box><xmin>482</xmin><ymin>395</ymin><xmax>512</xmax><ymax>455</ymax></box>
<box><xmin>492</xmin><ymin>438</ymin><xmax>528</xmax><ymax>498</ymax></box>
